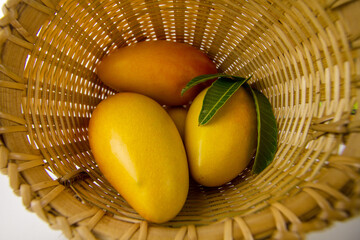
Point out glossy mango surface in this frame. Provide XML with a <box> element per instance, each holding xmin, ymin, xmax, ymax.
<box><xmin>96</xmin><ymin>40</ymin><xmax>217</xmax><ymax>106</ymax></box>
<box><xmin>88</xmin><ymin>93</ymin><xmax>189</xmax><ymax>223</ymax></box>
<box><xmin>185</xmin><ymin>87</ymin><xmax>257</xmax><ymax>187</ymax></box>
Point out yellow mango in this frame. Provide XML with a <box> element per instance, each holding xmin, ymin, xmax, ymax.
<box><xmin>165</xmin><ymin>106</ymin><xmax>188</xmax><ymax>140</ymax></box>
<box><xmin>185</xmin><ymin>87</ymin><xmax>257</xmax><ymax>187</ymax></box>
<box><xmin>96</xmin><ymin>40</ymin><xmax>217</xmax><ymax>106</ymax></box>
<box><xmin>88</xmin><ymin>93</ymin><xmax>189</xmax><ymax>223</ymax></box>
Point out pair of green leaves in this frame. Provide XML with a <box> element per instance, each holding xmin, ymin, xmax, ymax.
<box><xmin>181</xmin><ymin>73</ymin><xmax>277</xmax><ymax>174</ymax></box>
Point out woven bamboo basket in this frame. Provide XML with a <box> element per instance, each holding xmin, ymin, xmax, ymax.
<box><xmin>1</xmin><ymin>0</ymin><xmax>360</xmax><ymax>239</ymax></box>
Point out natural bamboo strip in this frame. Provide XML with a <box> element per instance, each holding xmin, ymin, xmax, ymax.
<box><xmin>39</xmin><ymin>184</ymin><xmax>65</xmax><ymax>207</ymax></box>
<box><xmin>56</xmin><ymin>216</ymin><xmax>73</xmax><ymax>239</ymax></box>
<box><xmin>4</xmin><ymin>0</ymin><xmax>22</xmax><ymax>8</ymax></box>
<box><xmin>119</xmin><ymin>223</ymin><xmax>140</xmax><ymax>240</ymax></box>
<box><xmin>77</xmin><ymin>0</ymin><xmax>129</xmax><ymax>47</ymax></box>
<box><xmin>31</xmin><ymin>199</ymin><xmax>48</xmax><ymax>222</ymax></box>
<box><xmin>86</xmin><ymin>209</ymin><xmax>106</xmax><ymax>231</ymax></box>
<box><xmin>23</xmin><ymin>0</ymin><xmax>55</xmax><ymax>15</ymax></box>
<box><xmin>272</xmin><ymin>203</ymin><xmax>302</xmax><ymax>229</ymax></box>
<box><xmin>269</xmin><ymin>206</ymin><xmax>288</xmax><ymax>237</ymax></box>
<box><xmin>329</xmin><ymin>155</ymin><xmax>360</xmax><ymax>167</ymax></box>
<box><xmin>302</xmin><ymin>187</ymin><xmax>348</xmax><ymax>221</ymax></box>
<box><xmin>17</xmin><ymin>159</ymin><xmax>44</xmax><ymax>172</ymax></box>
<box><xmin>8</xmin><ymin>162</ymin><xmax>20</xmax><ymax>190</ymax></box>
<box><xmin>0</xmin><ymin>144</ymin><xmax>9</xmax><ymax>169</ymax></box>
<box><xmin>187</xmin><ymin>224</ymin><xmax>197</xmax><ymax>240</ymax></box>
<box><xmin>223</xmin><ymin>218</ymin><xmax>232</xmax><ymax>240</ymax></box>
<box><xmin>0</xmin><ymin>111</ymin><xmax>26</xmax><ymax>124</ymax></box>
<box><xmin>1</xmin><ymin>5</ymin><xmax>35</xmax><ymax>43</ymax></box>
<box><xmin>303</xmin><ymin>182</ymin><xmax>350</xmax><ymax>203</ymax></box>
<box><xmin>7</xmin><ymin>30</ymin><xmax>35</xmax><ymax>50</ymax></box>
<box><xmin>305</xmin><ymin>141</ymin><xmax>340</xmax><ymax>181</ymax></box>
<box><xmin>0</xmin><ymin>62</ymin><xmax>25</xmax><ymax>83</ymax></box>
<box><xmin>67</xmin><ymin>207</ymin><xmax>99</xmax><ymax>226</ymax></box>
<box><xmin>175</xmin><ymin>226</ymin><xmax>187</xmax><ymax>240</ymax></box>
<box><xmin>76</xmin><ymin>225</ymin><xmax>97</xmax><ymax>240</ymax></box>
<box><xmin>0</xmin><ymin>80</ymin><xmax>26</xmax><ymax>89</ymax></box>
<box><xmin>20</xmin><ymin>183</ymin><xmax>32</xmax><ymax>207</ymax></box>
<box><xmin>38</xmin><ymin>0</ymin><xmax>56</xmax><ymax>10</ymax></box>
<box><xmin>31</xmin><ymin>180</ymin><xmax>59</xmax><ymax>191</ymax></box>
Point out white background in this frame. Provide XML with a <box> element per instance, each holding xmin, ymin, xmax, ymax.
<box><xmin>0</xmin><ymin>1</ymin><xmax>359</xmax><ymax>239</ymax></box>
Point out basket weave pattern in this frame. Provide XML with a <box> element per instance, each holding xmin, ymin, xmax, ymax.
<box><xmin>1</xmin><ymin>0</ymin><xmax>360</xmax><ymax>239</ymax></box>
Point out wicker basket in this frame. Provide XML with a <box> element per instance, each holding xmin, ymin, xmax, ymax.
<box><xmin>1</xmin><ymin>0</ymin><xmax>360</xmax><ymax>239</ymax></box>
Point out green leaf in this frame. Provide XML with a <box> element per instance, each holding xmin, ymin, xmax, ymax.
<box><xmin>181</xmin><ymin>73</ymin><xmax>247</xmax><ymax>96</ymax></box>
<box><xmin>246</xmin><ymin>84</ymin><xmax>277</xmax><ymax>174</ymax></box>
<box><xmin>198</xmin><ymin>76</ymin><xmax>251</xmax><ymax>125</ymax></box>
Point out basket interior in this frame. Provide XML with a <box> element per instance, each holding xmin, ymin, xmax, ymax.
<box><xmin>8</xmin><ymin>0</ymin><xmax>357</xmax><ymax>231</ymax></box>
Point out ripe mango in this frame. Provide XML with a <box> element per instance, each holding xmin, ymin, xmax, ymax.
<box><xmin>96</xmin><ymin>40</ymin><xmax>217</xmax><ymax>106</ymax></box>
<box><xmin>165</xmin><ymin>106</ymin><xmax>188</xmax><ymax>140</ymax></box>
<box><xmin>185</xmin><ymin>87</ymin><xmax>257</xmax><ymax>187</ymax></box>
<box><xmin>88</xmin><ymin>93</ymin><xmax>189</xmax><ymax>223</ymax></box>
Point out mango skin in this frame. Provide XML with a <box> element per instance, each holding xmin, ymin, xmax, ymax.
<box><xmin>96</xmin><ymin>40</ymin><xmax>217</xmax><ymax>106</ymax></box>
<box><xmin>165</xmin><ymin>106</ymin><xmax>188</xmax><ymax>140</ymax></box>
<box><xmin>185</xmin><ymin>87</ymin><xmax>257</xmax><ymax>187</ymax></box>
<box><xmin>88</xmin><ymin>93</ymin><xmax>189</xmax><ymax>223</ymax></box>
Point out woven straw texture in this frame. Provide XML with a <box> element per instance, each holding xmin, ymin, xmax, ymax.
<box><xmin>1</xmin><ymin>0</ymin><xmax>360</xmax><ymax>239</ymax></box>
